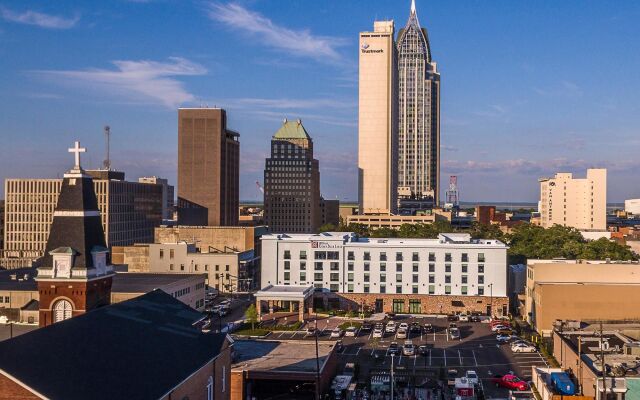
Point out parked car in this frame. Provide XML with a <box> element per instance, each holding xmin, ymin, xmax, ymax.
<box><xmin>491</xmin><ymin>324</ymin><xmax>510</xmax><ymax>332</ymax></box>
<box><xmin>388</xmin><ymin>342</ymin><xmax>401</xmax><ymax>355</ymax></box>
<box><xmin>410</xmin><ymin>322</ymin><xmax>422</xmax><ymax>334</ymax></box>
<box><xmin>399</xmin><ymin>322</ymin><xmax>409</xmax><ymax>330</ymax></box>
<box><xmin>491</xmin><ymin>374</ymin><xmax>529</xmax><ymax>391</ymax></box>
<box><xmin>373</xmin><ymin>327</ymin><xmax>383</xmax><ymax>338</ymax></box>
<box><xmin>360</xmin><ymin>323</ymin><xmax>373</xmax><ymax>333</ymax></box>
<box><xmin>330</xmin><ymin>328</ymin><xmax>344</xmax><ymax>338</ymax></box>
<box><xmin>447</xmin><ymin>369</ymin><xmax>459</xmax><ymax>386</ymax></box>
<box><xmin>396</xmin><ymin>328</ymin><xmax>408</xmax><ymax>339</ymax></box>
<box><xmin>497</xmin><ymin>328</ymin><xmax>513</xmax><ymax>335</ymax></box>
<box><xmin>418</xmin><ymin>345</ymin><xmax>429</xmax><ymax>356</ymax></box>
<box><xmin>386</xmin><ymin>312</ymin><xmax>397</xmax><ymax>320</ymax></box>
<box><xmin>345</xmin><ymin>326</ymin><xmax>358</xmax><ymax>337</ymax></box>
<box><xmin>423</xmin><ymin>323</ymin><xmax>434</xmax><ymax>333</ymax></box>
<box><xmin>218</xmin><ymin>308</ymin><xmax>229</xmax><ymax>317</ymax></box>
<box><xmin>466</xmin><ymin>370</ymin><xmax>479</xmax><ymax>385</ymax></box>
<box><xmin>449</xmin><ymin>322</ymin><xmax>457</xmax><ymax>329</ymax></box>
<box><xmin>511</xmin><ymin>342</ymin><xmax>537</xmax><ymax>353</ymax></box>
<box><xmin>402</xmin><ymin>341</ymin><xmax>416</xmax><ymax>356</ymax></box>
<box><xmin>447</xmin><ymin>314</ymin><xmax>459</xmax><ymax>322</ymax></box>
<box><xmin>469</xmin><ymin>313</ymin><xmax>482</xmax><ymax>322</ymax></box>
<box><xmin>496</xmin><ymin>333</ymin><xmax>512</xmax><ymax>343</ymax></box>
<box><xmin>305</xmin><ymin>326</ymin><xmax>317</xmax><ymax>337</ymax></box>
<box><xmin>449</xmin><ymin>327</ymin><xmax>461</xmax><ymax>340</ymax></box>
<box><xmin>385</xmin><ymin>322</ymin><xmax>397</xmax><ymax>333</ymax></box>
<box><xmin>458</xmin><ymin>313</ymin><xmax>469</xmax><ymax>322</ymax></box>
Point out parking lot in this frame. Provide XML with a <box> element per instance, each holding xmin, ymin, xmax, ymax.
<box><xmin>273</xmin><ymin>315</ymin><xmax>548</xmax><ymax>398</ymax></box>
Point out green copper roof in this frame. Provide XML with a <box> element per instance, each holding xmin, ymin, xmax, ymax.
<box><xmin>273</xmin><ymin>118</ymin><xmax>310</xmax><ymax>140</ymax></box>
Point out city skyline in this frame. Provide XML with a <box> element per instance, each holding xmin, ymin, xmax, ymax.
<box><xmin>1</xmin><ymin>1</ymin><xmax>640</xmax><ymax>202</ymax></box>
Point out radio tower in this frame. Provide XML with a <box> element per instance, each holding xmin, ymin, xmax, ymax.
<box><xmin>445</xmin><ymin>176</ymin><xmax>459</xmax><ymax>207</ymax></box>
<box><xmin>102</xmin><ymin>125</ymin><xmax>111</xmax><ymax>170</ymax></box>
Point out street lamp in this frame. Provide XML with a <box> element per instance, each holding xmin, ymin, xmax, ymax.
<box><xmin>390</xmin><ymin>353</ymin><xmax>395</xmax><ymax>400</ymax></box>
<box><xmin>489</xmin><ymin>283</ymin><xmax>494</xmax><ymax>318</ymax></box>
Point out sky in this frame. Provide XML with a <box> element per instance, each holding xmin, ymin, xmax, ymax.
<box><xmin>1</xmin><ymin>0</ymin><xmax>639</xmax><ymax>203</ymax></box>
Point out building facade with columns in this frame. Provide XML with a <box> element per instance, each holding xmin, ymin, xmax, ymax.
<box><xmin>261</xmin><ymin>232</ymin><xmax>508</xmax><ymax>315</ymax></box>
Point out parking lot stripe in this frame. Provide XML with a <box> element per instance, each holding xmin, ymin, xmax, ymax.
<box><xmin>458</xmin><ymin>350</ymin><xmax>463</xmax><ymax>365</ymax></box>
<box><xmin>356</xmin><ymin>347</ymin><xmax>361</xmax><ymax>356</ymax></box>
<box><xmin>429</xmin><ymin>349</ymin><xmax>432</xmax><ymax>366</ymax></box>
<box><xmin>443</xmin><ymin>349</ymin><xmax>447</xmax><ymax>366</ymax></box>
<box><xmin>472</xmin><ymin>350</ymin><xmax>478</xmax><ymax>366</ymax></box>
<box><xmin>398</xmin><ymin>355</ymin><xmax>403</xmax><ymax>364</ymax></box>
<box><xmin>414</xmin><ymin>355</ymin><xmax>417</xmax><ymax>367</ymax></box>
<box><xmin>371</xmin><ymin>348</ymin><xmax>375</xmax><ymax>356</ymax></box>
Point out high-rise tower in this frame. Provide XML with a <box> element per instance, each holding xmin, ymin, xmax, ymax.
<box><xmin>358</xmin><ymin>20</ymin><xmax>398</xmax><ymax>215</ymax></box>
<box><xmin>396</xmin><ymin>0</ymin><xmax>440</xmax><ymax>206</ymax></box>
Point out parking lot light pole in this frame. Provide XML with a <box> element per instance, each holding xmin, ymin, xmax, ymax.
<box><xmin>390</xmin><ymin>353</ymin><xmax>395</xmax><ymax>400</ymax></box>
<box><xmin>314</xmin><ymin>311</ymin><xmax>321</xmax><ymax>400</ymax></box>
<box><xmin>489</xmin><ymin>283</ymin><xmax>494</xmax><ymax>318</ymax></box>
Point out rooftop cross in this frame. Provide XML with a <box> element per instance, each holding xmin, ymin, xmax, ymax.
<box><xmin>68</xmin><ymin>141</ymin><xmax>86</xmax><ymax>169</ymax></box>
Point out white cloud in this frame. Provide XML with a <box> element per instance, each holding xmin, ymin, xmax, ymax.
<box><xmin>207</xmin><ymin>2</ymin><xmax>347</xmax><ymax>62</ymax></box>
<box><xmin>233</xmin><ymin>97</ymin><xmax>356</xmax><ymax>110</ymax></box>
<box><xmin>33</xmin><ymin>57</ymin><xmax>206</xmax><ymax>109</ymax></box>
<box><xmin>1</xmin><ymin>8</ymin><xmax>79</xmax><ymax>29</ymax></box>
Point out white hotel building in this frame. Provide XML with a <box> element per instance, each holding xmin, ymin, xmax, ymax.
<box><xmin>260</xmin><ymin>232</ymin><xmax>509</xmax><ymax>316</ymax></box>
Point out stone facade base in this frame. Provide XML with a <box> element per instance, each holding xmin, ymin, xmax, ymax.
<box><xmin>316</xmin><ymin>292</ymin><xmax>509</xmax><ymax>316</ymax></box>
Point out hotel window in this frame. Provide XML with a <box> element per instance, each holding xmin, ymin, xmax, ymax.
<box><xmin>300</xmin><ymin>272</ymin><xmax>306</xmax><ymax>281</ymax></box>
<box><xmin>429</xmin><ymin>263</ymin><xmax>435</xmax><ymax>272</ymax></box>
<box><xmin>347</xmin><ymin>251</ymin><xmax>354</xmax><ymax>260</ymax></box>
<box><xmin>445</xmin><ymin>253</ymin><xmax>452</xmax><ymax>262</ymax></box>
<box><xmin>364</xmin><ymin>273</ymin><xmax>370</xmax><ymax>282</ymax></box>
<box><xmin>169</xmin><ymin>249</ymin><xmax>174</xmax><ymax>259</ymax></box>
<box><xmin>478</xmin><ymin>286</ymin><xmax>485</xmax><ymax>295</ymax></box>
<box><xmin>225</xmin><ymin>265</ymin><xmax>229</xmax><ymax>271</ymax></box>
<box><xmin>478</xmin><ymin>264</ymin><xmax>485</xmax><ymax>273</ymax></box>
<box><xmin>364</xmin><ymin>262</ymin><xmax>370</xmax><ymax>271</ymax></box>
<box><xmin>461</xmin><ymin>286</ymin><xmax>468</xmax><ymax>295</ymax></box>
<box><xmin>380</xmin><ymin>273</ymin><xmax>386</xmax><ymax>283</ymax></box>
<box><xmin>284</xmin><ymin>272</ymin><xmax>290</xmax><ymax>281</ymax></box>
<box><xmin>330</xmin><ymin>273</ymin><xmax>339</xmax><ymax>281</ymax></box>
<box><xmin>429</xmin><ymin>275</ymin><xmax>435</xmax><ymax>283</ymax></box>
<box><xmin>412</xmin><ymin>263</ymin><xmax>419</xmax><ymax>272</ymax></box>
<box><xmin>428</xmin><ymin>285</ymin><xmax>435</xmax><ymax>294</ymax></box>
<box><xmin>396</xmin><ymin>286</ymin><xmax>402</xmax><ymax>294</ymax></box>
<box><xmin>461</xmin><ymin>253</ymin><xmax>469</xmax><ymax>262</ymax></box>
<box><xmin>284</xmin><ymin>261</ymin><xmax>290</xmax><ymax>270</ymax></box>
<box><xmin>348</xmin><ymin>273</ymin><xmax>354</xmax><ymax>282</ymax></box>
<box><xmin>396</xmin><ymin>263</ymin><xmax>402</xmax><ymax>272</ymax></box>
<box><xmin>300</xmin><ymin>261</ymin><xmax>306</xmax><ymax>270</ymax></box>
<box><xmin>348</xmin><ymin>262</ymin><xmax>354</xmax><ymax>271</ymax></box>
<box><xmin>396</xmin><ymin>274</ymin><xmax>402</xmax><ymax>283</ymax></box>
<box><xmin>216</xmin><ymin>265</ymin><xmax>219</xmax><ymax>271</ymax></box>
<box><xmin>412</xmin><ymin>274</ymin><xmax>418</xmax><ymax>283</ymax></box>
<box><xmin>445</xmin><ymin>275</ymin><xmax>451</xmax><ymax>284</ymax></box>
<box><xmin>159</xmin><ymin>249</ymin><xmax>164</xmax><ymax>259</ymax></box>
<box><xmin>330</xmin><ymin>284</ymin><xmax>339</xmax><ymax>292</ymax></box>
<box><xmin>478</xmin><ymin>253</ymin><xmax>485</xmax><ymax>262</ymax></box>
<box><xmin>412</xmin><ymin>285</ymin><xmax>419</xmax><ymax>294</ymax></box>
<box><xmin>284</xmin><ymin>250</ymin><xmax>291</xmax><ymax>259</ymax></box>
<box><xmin>315</xmin><ymin>251</ymin><xmax>326</xmax><ymax>260</ymax></box>
<box><xmin>379</xmin><ymin>252</ymin><xmax>387</xmax><ymax>261</ymax></box>
<box><xmin>412</xmin><ymin>252</ymin><xmax>419</xmax><ymax>261</ymax></box>
<box><xmin>396</xmin><ymin>252</ymin><xmax>403</xmax><ymax>261</ymax></box>
<box><xmin>327</xmin><ymin>251</ymin><xmax>339</xmax><ymax>260</ymax></box>
<box><xmin>300</xmin><ymin>250</ymin><xmax>307</xmax><ymax>260</ymax></box>
<box><xmin>364</xmin><ymin>284</ymin><xmax>370</xmax><ymax>293</ymax></box>
<box><xmin>380</xmin><ymin>263</ymin><xmax>386</xmax><ymax>272</ymax></box>
<box><xmin>461</xmin><ymin>276</ymin><xmax>468</xmax><ymax>284</ymax></box>
<box><xmin>314</xmin><ymin>273</ymin><xmax>323</xmax><ymax>281</ymax></box>
<box><xmin>314</xmin><ymin>262</ymin><xmax>323</xmax><ymax>270</ymax></box>
<box><xmin>445</xmin><ymin>286</ymin><xmax>451</xmax><ymax>294</ymax></box>
<box><xmin>330</xmin><ymin>262</ymin><xmax>339</xmax><ymax>271</ymax></box>
<box><xmin>478</xmin><ymin>276</ymin><xmax>484</xmax><ymax>284</ymax></box>
<box><xmin>380</xmin><ymin>285</ymin><xmax>386</xmax><ymax>294</ymax></box>
<box><xmin>445</xmin><ymin>264</ymin><xmax>451</xmax><ymax>273</ymax></box>
<box><xmin>347</xmin><ymin>284</ymin><xmax>354</xmax><ymax>293</ymax></box>
<box><xmin>180</xmin><ymin>264</ymin><xmax>185</xmax><ymax>271</ymax></box>
<box><xmin>428</xmin><ymin>252</ymin><xmax>436</xmax><ymax>262</ymax></box>
<box><xmin>363</xmin><ymin>252</ymin><xmax>370</xmax><ymax>261</ymax></box>
<box><xmin>462</xmin><ymin>264</ymin><xmax>468</xmax><ymax>273</ymax></box>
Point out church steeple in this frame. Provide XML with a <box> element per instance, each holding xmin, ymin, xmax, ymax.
<box><xmin>35</xmin><ymin>141</ymin><xmax>114</xmax><ymax>327</ymax></box>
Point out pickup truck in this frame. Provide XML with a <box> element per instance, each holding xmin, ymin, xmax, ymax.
<box><xmin>491</xmin><ymin>374</ymin><xmax>529</xmax><ymax>391</ymax></box>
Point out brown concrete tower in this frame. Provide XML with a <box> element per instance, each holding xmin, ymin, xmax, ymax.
<box><xmin>35</xmin><ymin>142</ymin><xmax>115</xmax><ymax>327</ymax></box>
<box><xmin>177</xmin><ymin>108</ymin><xmax>240</xmax><ymax>226</ymax></box>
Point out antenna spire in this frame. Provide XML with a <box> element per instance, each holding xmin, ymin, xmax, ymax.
<box><xmin>411</xmin><ymin>0</ymin><xmax>417</xmax><ymax>15</ymax></box>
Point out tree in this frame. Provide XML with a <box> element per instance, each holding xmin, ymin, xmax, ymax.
<box><xmin>318</xmin><ymin>223</ymin><xmax>337</xmax><ymax>233</ymax></box>
<box><xmin>245</xmin><ymin>304</ymin><xmax>258</xmax><ymax>330</ymax></box>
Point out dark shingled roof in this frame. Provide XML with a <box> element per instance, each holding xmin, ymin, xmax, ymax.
<box><xmin>0</xmin><ymin>290</ymin><xmax>228</xmax><ymax>400</ymax></box>
<box><xmin>41</xmin><ymin>174</ymin><xmax>107</xmax><ymax>270</ymax></box>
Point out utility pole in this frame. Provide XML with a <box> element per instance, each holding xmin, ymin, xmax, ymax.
<box><xmin>578</xmin><ymin>338</ymin><xmax>583</xmax><ymax>395</ymax></box>
<box><xmin>314</xmin><ymin>311</ymin><xmax>321</xmax><ymax>400</ymax></box>
<box><xmin>600</xmin><ymin>322</ymin><xmax>607</xmax><ymax>400</ymax></box>
<box><xmin>391</xmin><ymin>353</ymin><xmax>395</xmax><ymax>400</ymax></box>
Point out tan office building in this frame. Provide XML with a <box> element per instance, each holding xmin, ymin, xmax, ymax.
<box><xmin>358</xmin><ymin>20</ymin><xmax>398</xmax><ymax>215</ymax></box>
<box><xmin>2</xmin><ymin>173</ymin><xmax>163</xmax><ymax>259</ymax></box>
<box><xmin>346</xmin><ymin>208</ymin><xmax>451</xmax><ymax>229</ymax></box>
<box><xmin>538</xmin><ymin>168</ymin><xmax>607</xmax><ymax>230</ymax></box>
<box><xmin>178</xmin><ymin>108</ymin><xmax>239</xmax><ymax>226</ymax></box>
<box><xmin>525</xmin><ymin>259</ymin><xmax>640</xmax><ymax>334</ymax></box>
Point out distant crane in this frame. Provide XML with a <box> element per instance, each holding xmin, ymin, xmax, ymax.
<box><xmin>102</xmin><ymin>125</ymin><xmax>111</xmax><ymax>170</ymax></box>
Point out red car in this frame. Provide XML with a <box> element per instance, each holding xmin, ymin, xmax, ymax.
<box><xmin>491</xmin><ymin>374</ymin><xmax>529</xmax><ymax>391</ymax></box>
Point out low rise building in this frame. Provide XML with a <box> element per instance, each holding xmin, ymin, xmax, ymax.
<box><xmin>0</xmin><ymin>290</ymin><xmax>232</xmax><ymax>400</ymax></box>
<box><xmin>261</xmin><ymin>232</ymin><xmax>508</xmax><ymax>316</ymax></box>
<box><xmin>345</xmin><ymin>209</ymin><xmax>452</xmax><ymax>229</ymax></box>
<box><xmin>625</xmin><ymin>199</ymin><xmax>640</xmax><ymax>216</ymax></box>
<box><xmin>231</xmin><ymin>339</ymin><xmax>338</xmax><ymax>400</ymax></box>
<box><xmin>525</xmin><ymin>260</ymin><xmax>640</xmax><ymax>334</ymax></box>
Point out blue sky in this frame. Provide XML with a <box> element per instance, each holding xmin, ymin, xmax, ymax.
<box><xmin>1</xmin><ymin>0</ymin><xmax>639</xmax><ymax>203</ymax></box>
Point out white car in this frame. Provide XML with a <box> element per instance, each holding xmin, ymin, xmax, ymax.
<box><xmin>372</xmin><ymin>328</ymin><xmax>383</xmax><ymax>338</ymax></box>
<box><xmin>330</xmin><ymin>328</ymin><xmax>343</xmax><ymax>338</ymax></box>
<box><xmin>458</xmin><ymin>314</ymin><xmax>469</xmax><ymax>322</ymax></box>
<box><xmin>396</xmin><ymin>328</ymin><xmax>408</xmax><ymax>339</ymax></box>
<box><xmin>491</xmin><ymin>324</ymin><xmax>509</xmax><ymax>332</ymax></box>
<box><xmin>465</xmin><ymin>370</ymin><xmax>479</xmax><ymax>385</ymax></box>
<box><xmin>345</xmin><ymin>326</ymin><xmax>358</xmax><ymax>337</ymax></box>
<box><xmin>0</xmin><ymin>316</ymin><xmax>8</xmax><ymax>324</ymax></box>
<box><xmin>496</xmin><ymin>333</ymin><xmax>512</xmax><ymax>343</ymax></box>
<box><xmin>399</xmin><ymin>322</ymin><xmax>409</xmax><ymax>330</ymax></box>
<box><xmin>511</xmin><ymin>342</ymin><xmax>536</xmax><ymax>353</ymax></box>
<box><xmin>402</xmin><ymin>341</ymin><xmax>415</xmax><ymax>356</ymax></box>
<box><xmin>449</xmin><ymin>328</ymin><xmax>461</xmax><ymax>340</ymax></box>
<box><xmin>385</xmin><ymin>322</ymin><xmax>397</xmax><ymax>333</ymax></box>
